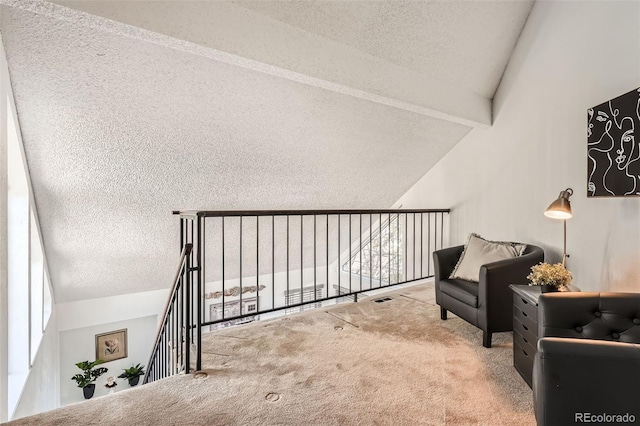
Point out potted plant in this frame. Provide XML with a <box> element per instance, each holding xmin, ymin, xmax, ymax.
<box><xmin>71</xmin><ymin>360</ymin><xmax>108</xmax><ymax>399</ymax></box>
<box><xmin>118</xmin><ymin>363</ymin><xmax>145</xmax><ymax>387</ymax></box>
<box><xmin>527</xmin><ymin>262</ymin><xmax>572</xmax><ymax>293</ymax></box>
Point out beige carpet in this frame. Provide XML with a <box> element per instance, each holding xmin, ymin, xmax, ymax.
<box><xmin>6</xmin><ymin>282</ymin><xmax>535</xmax><ymax>425</ymax></box>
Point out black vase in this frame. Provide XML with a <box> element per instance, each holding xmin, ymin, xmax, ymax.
<box><xmin>541</xmin><ymin>285</ymin><xmax>559</xmax><ymax>293</ymax></box>
<box><xmin>83</xmin><ymin>384</ymin><xmax>96</xmax><ymax>399</ymax></box>
<box><xmin>128</xmin><ymin>376</ymin><xmax>140</xmax><ymax>387</ymax></box>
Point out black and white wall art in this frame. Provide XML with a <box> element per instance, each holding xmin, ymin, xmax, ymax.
<box><xmin>587</xmin><ymin>87</ymin><xmax>640</xmax><ymax>197</ymax></box>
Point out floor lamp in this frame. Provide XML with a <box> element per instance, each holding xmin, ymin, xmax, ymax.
<box><xmin>544</xmin><ymin>188</ymin><xmax>573</xmax><ymax>266</ymax></box>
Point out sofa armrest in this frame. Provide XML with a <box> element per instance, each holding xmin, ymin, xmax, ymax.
<box><xmin>433</xmin><ymin>245</ymin><xmax>464</xmax><ymax>281</ymax></box>
<box><xmin>534</xmin><ymin>337</ymin><xmax>640</xmax><ymax>426</ymax></box>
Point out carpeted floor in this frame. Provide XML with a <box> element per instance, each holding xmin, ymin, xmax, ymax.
<box><xmin>6</xmin><ymin>282</ymin><xmax>535</xmax><ymax>425</ymax></box>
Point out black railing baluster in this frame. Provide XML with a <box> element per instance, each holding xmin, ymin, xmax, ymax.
<box><xmin>388</xmin><ymin>213</ymin><xmax>391</xmax><ymax>285</ymax></box>
<box><xmin>240</xmin><ymin>216</ymin><xmax>243</xmax><ymax>316</ymax></box>
<box><xmin>369</xmin><ymin>214</ymin><xmax>372</xmax><ymax>287</ymax></box>
<box><xmin>222</xmin><ymin>217</ymin><xmax>225</xmax><ymax>320</ymax></box>
<box><xmin>286</xmin><ymin>216</ymin><xmax>289</xmax><ymax>306</ymax></box>
<box><xmin>427</xmin><ymin>213</ymin><xmax>431</xmax><ymax>276</ymax></box>
<box><xmin>256</xmin><ymin>216</ymin><xmax>260</xmax><ymax>313</ymax></box>
<box><xmin>404</xmin><ymin>213</ymin><xmax>408</xmax><ymax>282</ymax></box>
<box><xmin>359</xmin><ymin>214</ymin><xmax>362</xmax><ymax>291</ymax></box>
<box><xmin>185</xmin><ymin>248</ymin><xmax>191</xmax><ymax>373</ymax></box>
<box><xmin>420</xmin><ymin>213</ymin><xmax>423</xmax><ymax>278</ymax></box>
<box><xmin>338</xmin><ymin>214</ymin><xmax>341</xmax><ymax>296</ymax></box>
<box><xmin>326</xmin><ymin>214</ymin><xmax>329</xmax><ymax>300</ymax></box>
<box><xmin>314</xmin><ymin>215</ymin><xmax>317</xmax><ymax>304</ymax></box>
<box><xmin>412</xmin><ymin>213</ymin><xmax>416</xmax><ymax>281</ymax></box>
<box><xmin>349</xmin><ymin>214</ymin><xmax>352</xmax><ymax>294</ymax></box>
<box><xmin>440</xmin><ymin>213</ymin><xmax>444</xmax><ymax>248</ymax></box>
<box><xmin>396</xmin><ymin>213</ymin><xmax>399</xmax><ymax>284</ymax></box>
<box><xmin>272</xmin><ymin>216</ymin><xmax>275</xmax><ymax>310</ymax></box>
<box><xmin>378</xmin><ymin>213</ymin><xmax>382</xmax><ymax>288</ymax></box>
<box><xmin>196</xmin><ymin>215</ymin><xmax>202</xmax><ymax>371</ymax></box>
<box><xmin>300</xmin><ymin>215</ymin><xmax>303</xmax><ymax>303</ymax></box>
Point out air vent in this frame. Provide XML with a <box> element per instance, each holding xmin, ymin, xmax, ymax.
<box><xmin>374</xmin><ymin>297</ymin><xmax>393</xmax><ymax>303</ymax></box>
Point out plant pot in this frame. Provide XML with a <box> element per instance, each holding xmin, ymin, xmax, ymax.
<box><xmin>128</xmin><ymin>376</ymin><xmax>140</xmax><ymax>387</ymax></box>
<box><xmin>83</xmin><ymin>384</ymin><xmax>96</xmax><ymax>399</ymax></box>
<box><xmin>540</xmin><ymin>285</ymin><xmax>559</xmax><ymax>293</ymax></box>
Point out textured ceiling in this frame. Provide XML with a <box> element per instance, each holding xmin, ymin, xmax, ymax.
<box><xmin>233</xmin><ymin>0</ymin><xmax>533</xmax><ymax>99</ymax></box>
<box><xmin>0</xmin><ymin>1</ymin><xmax>533</xmax><ymax>302</ymax></box>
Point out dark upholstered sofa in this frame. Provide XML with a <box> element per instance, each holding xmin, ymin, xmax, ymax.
<box><xmin>433</xmin><ymin>244</ymin><xmax>544</xmax><ymax>347</ymax></box>
<box><xmin>533</xmin><ymin>292</ymin><xmax>640</xmax><ymax>426</ymax></box>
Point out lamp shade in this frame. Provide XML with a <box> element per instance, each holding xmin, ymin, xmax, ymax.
<box><xmin>544</xmin><ymin>188</ymin><xmax>573</xmax><ymax>219</ymax></box>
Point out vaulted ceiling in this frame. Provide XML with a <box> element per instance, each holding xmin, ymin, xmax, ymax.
<box><xmin>0</xmin><ymin>0</ymin><xmax>533</xmax><ymax>302</ymax></box>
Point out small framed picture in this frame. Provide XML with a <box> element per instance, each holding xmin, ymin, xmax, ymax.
<box><xmin>95</xmin><ymin>329</ymin><xmax>128</xmax><ymax>363</ymax></box>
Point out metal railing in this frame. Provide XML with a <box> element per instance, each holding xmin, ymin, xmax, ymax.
<box><xmin>144</xmin><ymin>209</ymin><xmax>449</xmax><ymax>383</ymax></box>
<box><xmin>143</xmin><ymin>243</ymin><xmax>194</xmax><ymax>384</ymax></box>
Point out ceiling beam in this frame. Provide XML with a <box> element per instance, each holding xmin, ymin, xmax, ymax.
<box><xmin>2</xmin><ymin>0</ymin><xmax>491</xmax><ymax>128</ymax></box>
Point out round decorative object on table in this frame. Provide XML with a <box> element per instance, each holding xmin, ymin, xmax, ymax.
<box><xmin>540</xmin><ymin>285</ymin><xmax>559</xmax><ymax>293</ymax></box>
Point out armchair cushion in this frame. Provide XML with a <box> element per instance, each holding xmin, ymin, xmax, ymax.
<box><xmin>440</xmin><ymin>279</ymin><xmax>479</xmax><ymax>308</ymax></box>
<box><xmin>450</xmin><ymin>233</ymin><xmax>527</xmax><ymax>282</ymax></box>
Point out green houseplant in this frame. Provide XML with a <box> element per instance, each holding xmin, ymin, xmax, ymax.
<box><xmin>527</xmin><ymin>262</ymin><xmax>572</xmax><ymax>293</ymax></box>
<box><xmin>71</xmin><ymin>360</ymin><xmax>108</xmax><ymax>399</ymax></box>
<box><xmin>118</xmin><ymin>363</ymin><xmax>145</xmax><ymax>387</ymax></box>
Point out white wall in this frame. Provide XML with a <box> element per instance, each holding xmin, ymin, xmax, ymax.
<box><xmin>12</xmin><ymin>312</ymin><xmax>59</xmax><ymax>420</ymax></box>
<box><xmin>56</xmin><ymin>288</ymin><xmax>168</xmax><ymax>331</ymax></box>
<box><xmin>396</xmin><ymin>1</ymin><xmax>640</xmax><ymax>292</ymax></box>
<box><xmin>56</xmin><ymin>289</ymin><xmax>166</xmax><ymax>406</ymax></box>
<box><xmin>0</xmin><ymin>30</ymin><xmax>9</xmax><ymax>423</ymax></box>
<box><xmin>59</xmin><ymin>315</ymin><xmax>157</xmax><ymax>406</ymax></box>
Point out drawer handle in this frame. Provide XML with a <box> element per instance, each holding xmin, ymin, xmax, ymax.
<box><xmin>522</xmin><ymin>324</ymin><xmax>529</xmax><ymax>331</ymax></box>
<box><xmin>522</xmin><ymin>349</ymin><xmax>528</xmax><ymax>356</ymax></box>
<box><xmin>522</xmin><ymin>337</ymin><xmax>528</xmax><ymax>343</ymax></box>
<box><xmin>521</xmin><ymin>298</ymin><xmax>528</xmax><ymax>304</ymax></box>
<box><xmin>522</xmin><ymin>311</ymin><xmax>528</xmax><ymax>317</ymax></box>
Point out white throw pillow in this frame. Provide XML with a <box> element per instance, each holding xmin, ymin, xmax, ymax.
<box><xmin>449</xmin><ymin>234</ymin><xmax>527</xmax><ymax>282</ymax></box>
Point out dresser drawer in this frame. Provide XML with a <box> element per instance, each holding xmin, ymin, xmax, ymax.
<box><xmin>514</xmin><ymin>340</ymin><xmax>534</xmax><ymax>388</ymax></box>
<box><xmin>513</xmin><ymin>314</ymin><xmax>538</xmax><ymax>344</ymax></box>
<box><xmin>514</xmin><ymin>292</ymin><xmax>538</xmax><ymax>319</ymax></box>
<box><xmin>513</xmin><ymin>303</ymin><xmax>538</xmax><ymax>335</ymax></box>
<box><xmin>513</xmin><ymin>324</ymin><xmax>537</xmax><ymax>355</ymax></box>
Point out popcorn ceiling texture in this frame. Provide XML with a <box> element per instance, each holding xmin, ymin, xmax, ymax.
<box><xmin>0</xmin><ymin>1</ymin><xmax>531</xmax><ymax>303</ymax></box>
<box><xmin>234</xmin><ymin>0</ymin><xmax>534</xmax><ymax>99</ymax></box>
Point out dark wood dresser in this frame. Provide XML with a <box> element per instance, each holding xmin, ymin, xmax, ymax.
<box><xmin>510</xmin><ymin>285</ymin><xmax>541</xmax><ymax>388</ymax></box>
<box><xmin>509</xmin><ymin>284</ymin><xmax>579</xmax><ymax>388</ymax></box>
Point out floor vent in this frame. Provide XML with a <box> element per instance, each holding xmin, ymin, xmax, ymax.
<box><xmin>374</xmin><ymin>297</ymin><xmax>393</xmax><ymax>303</ymax></box>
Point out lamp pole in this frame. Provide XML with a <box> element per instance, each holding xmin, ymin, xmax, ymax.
<box><xmin>562</xmin><ymin>219</ymin><xmax>568</xmax><ymax>266</ymax></box>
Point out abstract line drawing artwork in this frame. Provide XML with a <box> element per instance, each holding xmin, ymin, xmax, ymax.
<box><xmin>587</xmin><ymin>87</ymin><xmax>640</xmax><ymax>197</ymax></box>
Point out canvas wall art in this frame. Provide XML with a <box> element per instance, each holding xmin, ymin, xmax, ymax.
<box><xmin>587</xmin><ymin>87</ymin><xmax>640</xmax><ymax>197</ymax></box>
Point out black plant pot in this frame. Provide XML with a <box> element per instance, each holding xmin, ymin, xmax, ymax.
<box><xmin>83</xmin><ymin>384</ymin><xmax>96</xmax><ymax>399</ymax></box>
<box><xmin>540</xmin><ymin>285</ymin><xmax>559</xmax><ymax>293</ymax></box>
<box><xmin>128</xmin><ymin>376</ymin><xmax>140</xmax><ymax>387</ymax></box>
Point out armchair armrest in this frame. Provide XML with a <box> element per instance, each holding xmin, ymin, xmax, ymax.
<box><xmin>479</xmin><ymin>247</ymin><xmax>544</xmax><ymax>293</ymax></box>
<box><xmin>534</xmin><ymin>337</ymin><xmax>640</xmax><ymax>426</ymax></box>
<box><xmin>477</xmin><ymin>246</ymin><xmax>543</xmax><ymax>333</ymax></box>
<box><xmin>478</xmin><ymin>246</ymin><xmax>543</xmax><ymax>305</ymax></box>
<box><xmin>433</xmin><ymin>245</ymin><xmax>464</xmax><ymax>281</ymax></box>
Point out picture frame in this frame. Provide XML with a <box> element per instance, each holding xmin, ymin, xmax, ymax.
<box><xmin>95</xmin><ymin>329</ymin><xmax>128</xmax><ymax>363</ymax></box>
